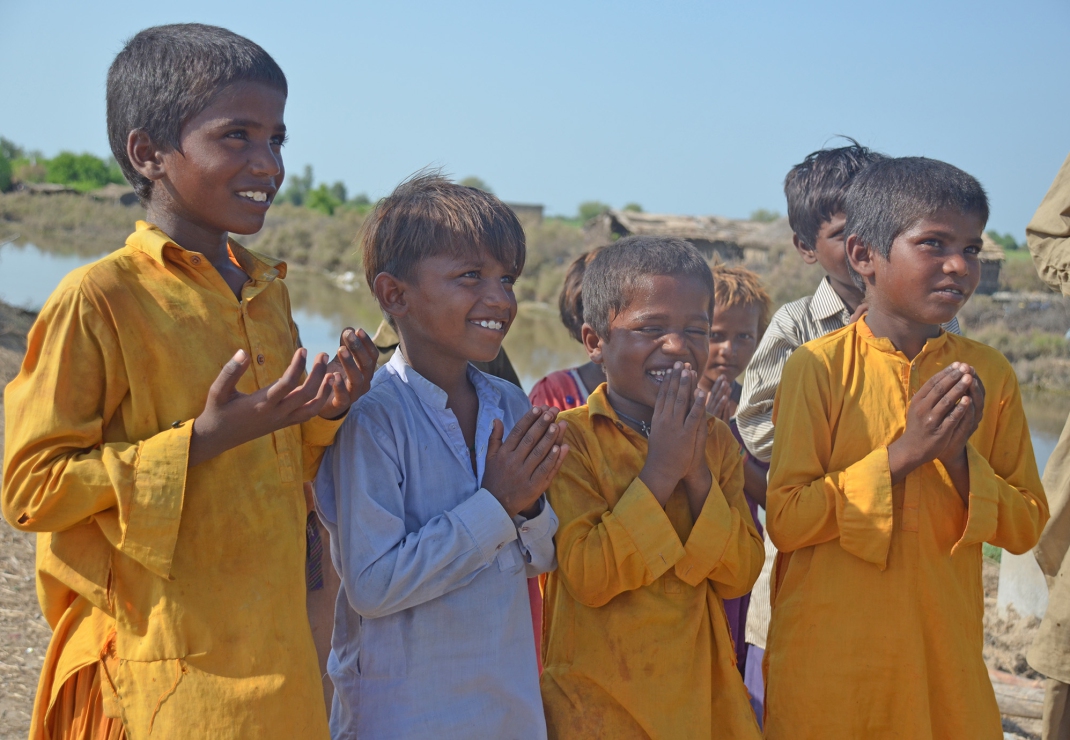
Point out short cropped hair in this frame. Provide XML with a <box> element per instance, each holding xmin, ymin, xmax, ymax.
<box><xmin>361</xmin><ymin>172</ymin><xmax>526</xmax><ymax>292</ymax></box>
<box><xmin>711</xmin><ymin>264</ymin><xmax>773</xmax><ymax>339</ymax></box>
<box><xmin>784</xmin><ymin>138</ymin><xmax>886</xmax><ymax>250</ymax></box>
<box><xmin>558</xmin><ymin>248</ymin><xmax>603</xmax><ymax>343</ymax></box>
<box><xmin>107</xmin><ymin>24</ymin><xmax>288</xmax><ymax>201</ymax></box>
<box><xmin>844</xmin><ymin>157</ymin><xmax>989</xmax><ymax>289</ymax></box>
<box><xmin>582</xmin><ymin>236</ymin><xmax>714</xmax><ymax>339</ymax></box>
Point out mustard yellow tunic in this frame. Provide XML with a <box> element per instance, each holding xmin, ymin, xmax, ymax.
<box><xmin>2</xmin><ymin>223</ymin><xmax>340</xmax><ymax>739</ymax></box>
<box><xmin>541</xmin><ymin>385</ymin><xmax>764</xmax><ymax>739</ymax></box>
<box><xmin>765</xmin><ymin>318</ymin><xmax>1049</xmax><ymax>740</ymax></box>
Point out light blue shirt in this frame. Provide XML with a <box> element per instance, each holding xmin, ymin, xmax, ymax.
<box><xmin>316</xmin><ymin>350</ymin><xmax>557</xmax><ymax>740</ymax></box>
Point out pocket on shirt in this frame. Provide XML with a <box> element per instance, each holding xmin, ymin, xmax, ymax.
<box><xmin>356</xmin><ymin>614</ymin><xmax>408</xmax><ymax>679</ymax></box>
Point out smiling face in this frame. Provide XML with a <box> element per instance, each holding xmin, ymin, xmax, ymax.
<box><xmin>397</xmin><ymin>250</ymin><xmax>519</xmax><ymax>368</ymax></box>
<box><xmin>794</xmin><ymin>212</ymin><xmax>865</xmax><ymax>309</ymax></box>
<box><xmin>854</xmin><ymin>208</ymin><xmax>984</xmax><ymax>328</ymax></box>
<box><xmin>583</xmin><ymin>274</ymin><xmax>711</xmax><ymax>422</ymax></box>
<box><xmin>702</xmin><ymin>301</ymin><xmax>761</xmax><ymax>388</ymax></box>
<box><xmin>151</xmin><ymin>81</ymin><xmax>287</xmax><ymax>239</ymax></box>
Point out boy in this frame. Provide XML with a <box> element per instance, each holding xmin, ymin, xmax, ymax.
<box><xmin>315</xmin><ymin>174</ymin><xmax>564</xmax><ymax>739</ymax></box>
<box><xmin>541</xmin><ymin>236</ymin><xmax>765</xmax><ymax>739</ymax></box>
<box><xmin>763</xmin><ymin>157</ymin><xmax>1049</xmax><ymax>739</ymax></box>
<box><xmin>1</xmin><ymin>24</ymin><xmax>378</xmax><ymax>739</ymax></box>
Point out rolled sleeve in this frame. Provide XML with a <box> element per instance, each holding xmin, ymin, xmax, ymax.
<box><xmin>301</xmin><ymin>414</ymin><xmax>347</xmax><ymax>480</ymax></box>
<box><xmin>515</xmin><ymin>495</ymin><xmax>558</xmax><ymax>576</ymax></box>
<box><xmin>838</xmin><ymin>446</ymin><xmax>895</xmax><ymax>568</ymax></box>
<box><xmin>674</xmin><ymin>484</ymin><xmax>735</xmax><ymax>586</ymax></box>
<box><xmin>454</xmin><ymin>488</ymin><xmax>519</xmax><ymax>565</ymax></box>
<box><xmin>608</xmin><ymin>479</ymin><xmax>687</xmax><ymax>576</ymax></box>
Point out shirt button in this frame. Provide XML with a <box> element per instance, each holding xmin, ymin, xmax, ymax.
<box><xmin>496</xmin><ymin>544</ymin><xmax>503</xmax><ymax>551</ymax></box>
<box><xmin>257</xmin><ymin>354</ymin><xmax>265</xmax><ymax>365</ymax></box>
<box><xmin>521</xmin><ymin>526</ymin><xmax>529</xmax><ymax>533</ymax></box>
<box><xmin>191</xmin><ymin>256</ymin><xmax>201</xmax><ymax>265</ymax></box>
<box><xmin>449</xmin><ymin>423</ymin><xmax>457</xmax><ymax>430</ymax></box>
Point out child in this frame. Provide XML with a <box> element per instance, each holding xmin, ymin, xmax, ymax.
<box><xmin>1</xmin><ymin>24</ymin><xmax>378</xmax><ymax>739</ymax></box>
<box><xmin>315</xmin><ymin>174</ymin><xmax>565</xmax><ymax>738</ymax></box>
<box><xmin>699</xmin><ymin>264</ymin><xmax>772</xmax><ymax>675</ymax></box>
<box><xmin>529</xmin><ymin>248</ymin><xmax>605</xmax><ymax>410</ymax></box>
<box><xmin>541</xmin><ymin>236</ymin><xmax>765</xmax><ymax>739</ymax></box>
<box><xmin>763</xmin><ymin>157</ymin><xmax>1049</xmax><ymax>739</ymax></box>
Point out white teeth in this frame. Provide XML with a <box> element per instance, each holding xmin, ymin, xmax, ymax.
<box><xmin>475</xmin><ymin>320</ymin><xmax>504</xmax><ymax>330</ymax></box>
<box><xmin>238</xmin><ymin>191</ymin><xmax>269</xmax><ymax>202</ymax></box>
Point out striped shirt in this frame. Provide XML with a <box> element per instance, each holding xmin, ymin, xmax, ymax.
<box><xmin>737</xmin><ymin>276</ymin><xmax>960</xmax><ymax>649</ymax></box>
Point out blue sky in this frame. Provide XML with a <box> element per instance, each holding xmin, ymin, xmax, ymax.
<box><xmin>2</xmin><ymin>0</ymin><xmax>1067</xmax><ymax>235</ymax></box>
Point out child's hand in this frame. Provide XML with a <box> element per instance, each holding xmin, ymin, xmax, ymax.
<box><xmin>189</xmin><ymin>348</ymin><xmax>339</xmax><ymax>467</ymax></box>
<box><xmin>848</xmin><ymin>303</ymin><xmax>869</xmax><ymax>324</ymax></box>
<box><xmin>319</xmin><ymin>327</ymin><xmax>379</xmax><ymax>420</ymax></box>
<box><xmin>887</xmin><ymin>363</ymin><xmax>976</xmax><ymax>484</ymax></box>
<box><xmin>639</xmin><ymin>363</ymin><xmax>708</xmax><ymax>507</ymax></box>
<box><xmin>706</xmin><ymin>375</ymin><xmax>734</xmax><ymax>423</ymax></box>
<box><xmin>482</xmin><ymin>406</ymin><xmax>570</xmax><ymax>518</ymax></box>
<box><xmin>936</xmin><ymin>366</ymin><xmax>985</xmax><ymax>467</ymax></box>
<box><xmin>682</xmin><ymin>383</ymin><xmax>714</xmax><ymax>520</ymax></box>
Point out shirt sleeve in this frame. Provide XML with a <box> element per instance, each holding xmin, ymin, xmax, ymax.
<box><xmin>314</xmin><ymin>406</ymin><xmax>520</xmax><ymax>620</ymax></box>
<box><xmin>2</xmin><ymin>285</ymin><xmax>189</xmax><ymax>579</ymax></box>
<box><xmin>765</xmin><ymin>347</ymin><xmax>896</xmax><ymax>569</ymax></box>
<box><xmin>549</xmin><ymin>425</ymin><xmax>686</xmax><ymax>608</ymax></box>
<box><xmin>514</xmin><ymin>496</ymin><xmax>559</xmax><ymax>577</ymax></box>
<box><xmin>674</xmin><ymin>422</ymin><xmax>765</xmax><ymax>598</ymax></box>
<box><xmin>952</xmin><ymin>371</ymin><xmax>1049</xmax><ymax>556</ymax></box>
<box><xmin>737</xmin><ymin>310</ymin><xmax>803</xmax><ymax>463</ymax></box>
<box><xmin>1027</xmin><ymin>152</ymin><xmax>1070</xmax><ymax>295</ymax></box>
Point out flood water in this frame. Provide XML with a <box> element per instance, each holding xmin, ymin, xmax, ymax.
<box><xmin>3</xmin><ymin>240</ymin><xmax>1066</xmax><ymax>473</ymax></box>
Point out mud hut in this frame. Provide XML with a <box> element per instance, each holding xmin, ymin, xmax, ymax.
<box><xmin>978</xmin><ymin>233</ymin><xmax>1006</xmax><ymax>295</ymax></box>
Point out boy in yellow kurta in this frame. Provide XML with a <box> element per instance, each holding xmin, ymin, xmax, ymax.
<box><xmin>1</xmin><ymin>24</ymin><xmax>378</xmax><ymax>739</ymax></box>
<box><xmin>764</xmin><ymin>157</ymin><xmax>1049</xmax><ymax>739</ymax></box>
<box><xmin>541</xmin><ymin>236</ymin><xmax>765</xmax><ymax>739</ymax></box>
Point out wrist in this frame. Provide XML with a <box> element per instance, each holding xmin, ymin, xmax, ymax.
<box><xmin>639</xmin><ymin>464</ymin><xmax>680</xmax><ymax>505</ymax></box>
<box><xmin>887</xmin><ymin>439</ymin><xmax>925</xmax><ymax>484</ymax></box>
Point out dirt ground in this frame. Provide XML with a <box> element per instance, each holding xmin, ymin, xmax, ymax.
<box><xmin>0</xmin><ymin>300</ymin><xmax>1051</xmax><ymax>739</ymax></box>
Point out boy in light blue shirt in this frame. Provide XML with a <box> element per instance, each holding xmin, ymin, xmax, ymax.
<box><xmin>316</xmin><ymin>174</ymin><xmax>566</xmax><ymax>739</ymax></box>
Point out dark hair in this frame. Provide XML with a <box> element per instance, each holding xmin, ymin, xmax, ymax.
<box><xmin>784</xmin><ymin>138</ymin><xmax>886</xmax><ymax>250</ymax></box>
<box><xmin>844</xmin><ymin>156</ymin><xmax>989</xmax><ymax>289</ymax></box>
<box><xmin>582</xmin><ymin>235</ymin><xmax>714</xmax><ymax>339</ymax></box>
<box><xmin>361</xmin><ymin>172</ymin><xmax>526</xmax><ymax>292</ymax></box>
<box><xmin>107</xmin><ymin>24</ymin><xmax>288</xmax><ymax>201</ymax></box>
<box><xmin>558</xmin><ymin>248</ymin><xmax>603</xmax><ymax>343</ymax></box>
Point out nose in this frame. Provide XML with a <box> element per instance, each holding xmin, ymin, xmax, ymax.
<box><xmin>944</xmin><ymin>251</ymin><xmax>969</xmax><ymax>276</ymax></box>
<box><xmin>483</xmin><ymin>279</ymin><xmax>514</xmax><ymax>311</ymax></box>
<box><xmin>661</xmin><ymin>331</ymin><xmax>689</xmax><ymax>356</ymax></box>
<box><xmin>249</xmin><ymin>141</ymin><xmax>283</xmax><ymax>180</ymax></box>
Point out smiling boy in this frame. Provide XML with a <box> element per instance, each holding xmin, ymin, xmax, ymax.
<box><xmin>540</xmin><ymin>236</ymin><xmax>764</xmax><ymax>739</ymax></box>
<box><xmin>2</xmin><ymin>25</ymin><xmax>379</xmax><ymax>739</ymax></box>
<box><xmin>763</xmin><ymin>157</ymin><xmax>1049</xmax><ymax>739</ymax></box>
<box><xmin>315</xmin><ymin>174</ymin><xmax>564</xmax><ymax>739</ymax></box>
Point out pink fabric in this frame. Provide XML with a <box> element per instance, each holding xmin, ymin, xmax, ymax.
<box><xmin>528</xmin><ymin>369</ymin><xmax>585</xmax><ymax>411</ymax></box>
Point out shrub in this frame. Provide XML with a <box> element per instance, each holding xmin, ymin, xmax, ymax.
<box><xmin>0</xmin><ymin>152</ymin><xmax>11</xmax><ymax>192</ymax></box>
<box><xmin>577</xmin><ymin>201</ymin><xmax>610</xmax><ymax>222</ymax></box>
<box><xmin>46</xmin><ymin>152</ymin><xmax>123</xmax><ymax>191</ymax></box>
<box><xmin>459</xmin><ymin>176</ymin><xmax>492</xmax><ymax>193</ymax></box>
<box><xmin>750</xmin><ymin>208</ymin><xmax>781</xmax><ymax>223</ymax></box>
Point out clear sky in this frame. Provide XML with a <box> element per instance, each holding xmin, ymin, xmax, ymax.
<box><xmin>2</xmin><ymin>0</ymin><xmax>1067</xmax><ymax>235</ymax></box>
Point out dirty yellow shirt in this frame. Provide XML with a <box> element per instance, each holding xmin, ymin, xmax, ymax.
<box><xmin>2</xmin><ymin>222</ymin><xmax>341</xmax><ymax>739</ymax></box>
<box><xmin>541</xmin><ymin>385</ymin><xmax>764</xmax><ymax>740</ymax></box>
<box><xmin>764</xmin><ymin>318</ymin><xmax>1049</xmax><ymax>740</ymax></box>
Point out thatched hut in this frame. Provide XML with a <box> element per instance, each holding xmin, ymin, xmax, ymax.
<box><xmin>977</xmin><ymin>233</ymin><xmax>1006</xmax><ymax>295</ymax></box>
<box><xmin>582</xmin><ymin>209</ymin><xmax>781</xmax><ymax>264</ymax></box>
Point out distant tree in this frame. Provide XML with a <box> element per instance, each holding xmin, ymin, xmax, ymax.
<box><xmin>46</xmin><ymin>152</ymin><xmax>124</xmax><ymax>190</ymax></box>
<box><xmin>329</xmin><ymin>181</ymin><xmax>347</xmax><ymax>204</ymax></box>
<box><xmin>623</xmin><ymin>202</ymin><xmax>643</xmax><ymax>213</ymax></box>
<box><xmin>577</xmin><ymin>201</ymin><xmax>610</xmax><ymax>222</ymax></box>
<box><xmin>459</xmin><ymin>176</ymin><xmax>493</xmax><ymax>193</ymax></box>
<box><xmin>0</xmin><ymin>152</ymin><xmax>11</xmax><ymax>192</ymax></box>
<box><xmin>350</xmin><ymin>192</ymin><xmax>371</xmax><ymax>206</ymax></box>
<box><xmin>986</xmin><ymin>230</ymin><xmax>1019</xmax><ymax>251</ymax></box>
<box><xmin>306</xmin><ymin>183</ymin><xmax>342</xmax><ymax>216</ymax></box>
<box><xmin>283</xmin><ymin>165</ymin><xmax>315</xmax><ymax>206</ymax></box>
<box><xmin>750</xmin><ymin>208</ymin><xmax>781</xmax><ymax>223</ymax></box>
<box><xmin>0</xmin><ymin>137</ymin><xmax>23</xmax><ymax>161</ymax></box>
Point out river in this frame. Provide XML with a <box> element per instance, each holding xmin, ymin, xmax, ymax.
<box><xmin>3</xmin><ymin>240</ymin><xmax>1066</xmax><ymax>472</ymax></box>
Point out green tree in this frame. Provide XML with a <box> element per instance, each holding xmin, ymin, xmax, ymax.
<box><xmin>750</xmin><ymin>208</ymin><xmax>781</xmax><ymax>223</ymax></box>
<box><xmin>623</xmin><ymin>202</ymin><xmax>643</xmax><ymax>213</ymax></box>
<box><xmin>350</xmin><ymin>192</ymin><xmax>371</xmax><ymax>206</ymax></box>
<box><xmin>459</xmin><ymin>176</ymin><xmax>493</xmax><ymax>193</ymax></box>
<box><xmin>0</xmin><ymin>137</ymin><xmax>24</xmax><ymax>161</ymax></box>
<box><xmin>329</xmin><ymin>181</ymin><xmax>347</xmax><ymax>204</ymax></box>
<box><xmin>283</xmin><ymin>165</ymin><xmax>315</xmax><ymax>206</ymax></box>
<box><xmin>986</xmin><ymin>230</ymin><xmax>1019</xmax><ymax>251</ymax></box>
<box><xmin>0</xmin><ymin>152</ymin><xmax>11</xmax><ymax>192</ymax></box>
<box><xmin>46</xmin><ymin>152</ymin><xmax>123</xmax><ymax>190</ymax></box>
<box><xmin>577</xmin><ymin>201</ymin><xmax>610</xmax><ymax>222</ymax></box>
<box><xmin>306</xmin><ymin>183</ymin><xmax>342</xmax><ymax>215</ymax></box>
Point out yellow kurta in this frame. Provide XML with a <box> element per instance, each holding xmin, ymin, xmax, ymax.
<box><xmin>764</xmin><ymin>318</ymin><xmax>1049</xmax><ymax>740</ymax></box>
<box><xmin>541</xmin><ymin>385</ymin><xmax>764</xmax><ymax>739</ymax></box>
<box><xmin>2</xmin><ymin>222</ymin><xmax>341</xmax><ymax>739</ymax></box>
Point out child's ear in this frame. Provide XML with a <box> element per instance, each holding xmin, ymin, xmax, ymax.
<box><xmin>846</xmin><ymin>234</ymin><xmax>876</xmax><ymax>284</ymax></box>
<box><xmin>373</xmin><ymin>272</ymin><xmax>408</xmax><ymax>322</ymax></box>
<box><xmin>792</xmin><ymin>234</ymin><xmax>819</xmax><ymax>265</ymax></box>
<box><xmin>580</xmin><ymin>324</ymin><xmax>604</xmax><ymax>365</ymax></box>
<box><xmin>126</xmin><ymin>130</ymin><xmax>167</xmax><ymax>183</ymax></box>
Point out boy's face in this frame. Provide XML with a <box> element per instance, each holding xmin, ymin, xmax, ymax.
<box><xmin>397</xmin><ymin>250</ymin><xmax>518</xmax><ymax>365</ymax></box>
<box><xmin>584</xmin><ymin>274</ymin><xmax>711</xmax><ymax>415</ymax></box>
<box><xmin>793</xmin><ymin>212</ymin><xmax>864</xmax><ymax>304</ymax></box>
<box><xmin>153</xmin><ymin>81</ymin><xmax>287</xmax><ymax>236</ymax></box>
<box><xmin>854</xmin><ymin>209</ymin><xmax>984</xmax><ymax>327</ymax></box>
<box><xmin>702</xmin><ymin>302</ymin><xmax>760</xmax><ymax>388</ymax></box>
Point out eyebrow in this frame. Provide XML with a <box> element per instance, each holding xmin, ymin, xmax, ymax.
<box><xmin>633</xmin><ymin>312</ymin><xmax>710</xmax><ymax>323</ymax></box>
<box><xmin>215</xmin><ymin>118</ymin><xmax>286</xmax><ymax>132</ymax></box>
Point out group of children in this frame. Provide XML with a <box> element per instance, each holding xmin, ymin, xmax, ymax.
<box><xmin>0</xmin><ymin>22</ymin><xmax>1053</xmax><ymax>740</ymax></box>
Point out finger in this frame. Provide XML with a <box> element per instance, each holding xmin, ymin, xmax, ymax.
<box><xmin>652</xmin><ymin>361</ymin><xmax>673</xmax><ymax>418</ymax></box>
<box><xmin>532</xmin><ymin>443</ymin><xmax>570</xmax><ymax>489</ymax></box>
<box><xmin>487</xmin><ymin>418</ymin><xmax>505</xmax><ymax>458</ymax></box>
<box><xmin>291</xmin><ymin>370</ymin><xmax>338</xmax><ymax>420</ymax></box>
<box><xmin>937</xmin><ymin>394</ymin><xmax>971</xmax><ymax>437</ymax></box>
<box><xmin>503</xmin><ymin>407</ymin><xmax>545</xmax><ymax>454</ymax></box>
<box><xmin>674</xmin><ymin>365</ymin><xmax>693</xmax><ymax>421</ymax></box>
<box><xmin>917</xmin><ymin>364</ymin><xmax>965</xmax><ymax>406</ymax></box>
<box><xmin>516</xmin><ymin>409</ymin><xmax>555</xmax><ymax>458</ymax></box>
<box><xmin>280</xmin><ymin>352</ymin><xmax>330</xmax><ymax>410</ymax></box>
<box><xmin>524</xmin><ymin>421</ymin><xmax>561</xmax><ymax>473</ymax></box>
<box><xmin>208</xmin><ymin>349</ymin><xmax>251</xmax><ymax>403</ymax></box>
<box><xmin>931</xmin><ymin>374</ymin><xmax>973</xmax><ymax>421</ymax></box>
<box><xmin>335</xmin><ymin>343</ymin><xmax>362</xmax><ymax>394</ymax></box>
<box><xmin>344</xmin><ymin>328</ymin><xmax>380</xmax><ymax>380</ymax></box>
<box><xmin>265</xmin><ymin>348</ymin><xmax>311</xmax><ymax>404</ymax></box>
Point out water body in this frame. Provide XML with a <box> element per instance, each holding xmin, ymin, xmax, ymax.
<box><xmin>3</xmin><ymin>240</ymin><xmax>1065</xmax><ymax>472</ymax></box>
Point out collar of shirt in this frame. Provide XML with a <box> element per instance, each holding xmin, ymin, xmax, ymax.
<box><xmin>384</xmin><ymin>349</ymin><xmax>505</xmax><ymax>481</ymax></box>
<box><xmin>808</xmin><ymin>276</ymin><xmax>851</xmax><ymax>323</ymax></box>
<box><xmin>855</xmin><ymin>314</ymin><xmax>951</xmax><ymax>362</ymax></box>
<box><xmin>127</xmin><ymin>220</ymin><xmax>287</xmax><ymax>283</ymax></box>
